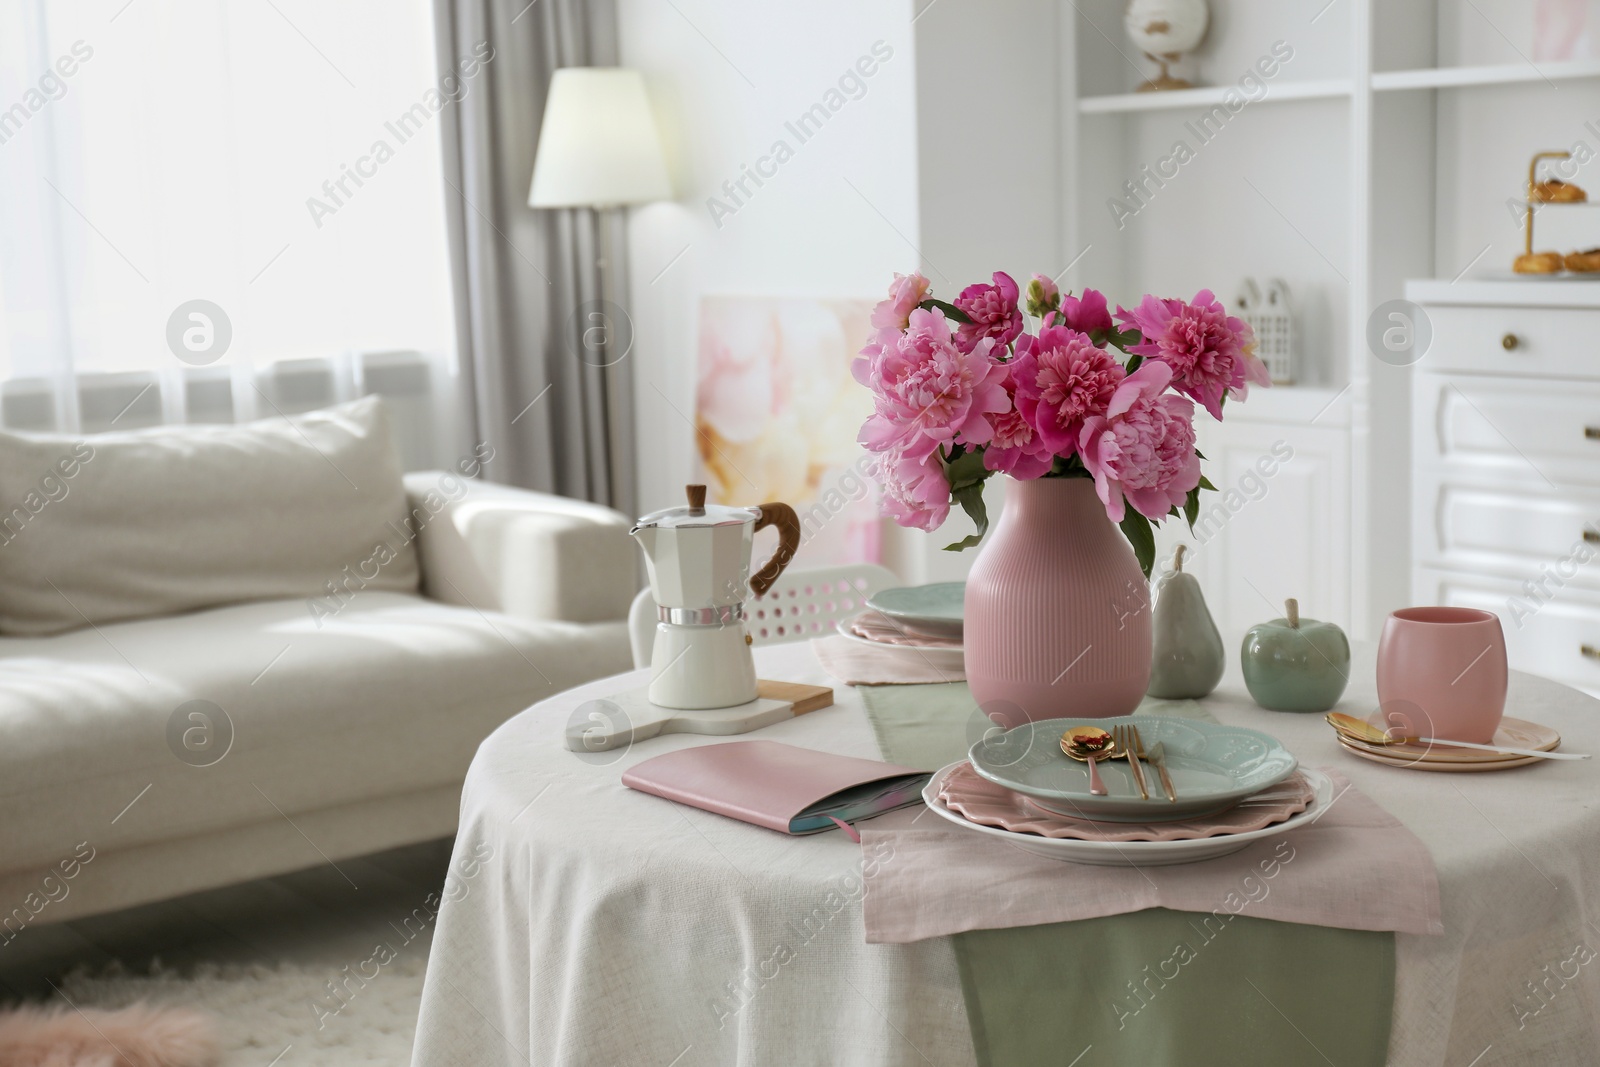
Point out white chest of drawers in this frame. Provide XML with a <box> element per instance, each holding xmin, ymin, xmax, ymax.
<box><xmin>1408</xmin><ymin>280</ymin><xmax>1600</xmax><ymax>697</ymax></box>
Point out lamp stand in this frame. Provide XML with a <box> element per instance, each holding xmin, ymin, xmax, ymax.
<box><xmin>591</xmin><ymin>204</ymin><xmax>638</xmax><ymax>517</ymax></box>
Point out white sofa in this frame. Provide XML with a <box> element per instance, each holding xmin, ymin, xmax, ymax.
<box><xmin>0</xmin><ymin>471</ymin><xmax>636</xmax><ymax>929</ymax></box>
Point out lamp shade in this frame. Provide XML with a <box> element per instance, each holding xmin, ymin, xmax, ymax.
<box><xmin>528</xmin><ymin>68</ymin><xmax>671</xmax><ymax>208</ymax></box>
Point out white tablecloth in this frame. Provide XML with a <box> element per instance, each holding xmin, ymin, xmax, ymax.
<box><xmin>411</xmin><ymin>642</ymin><xmax>1600</xmax><ymax>1066</ymax></box>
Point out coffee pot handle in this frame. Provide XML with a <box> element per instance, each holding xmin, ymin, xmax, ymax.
<box><xmin>749</xmin><ymin>503</ymin><xmax>801</xmax><ymax>597</ymax></box>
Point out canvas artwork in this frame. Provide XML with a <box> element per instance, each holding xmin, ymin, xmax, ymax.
<box><xmin>695</xmin><ymin>296</ymin><xmax>881</xmax><ymax>566</ymax></box>
<box><xmin>1535</xmin><ymin>0</ymin><xmax>1600</xmax><ymax>59</ymax></box>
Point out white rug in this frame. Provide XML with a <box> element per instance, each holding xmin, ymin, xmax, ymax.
<box><xmin>52</xmin><ymin>952</ymin><xmax>426</xmax><ymax>1066</ymax></box>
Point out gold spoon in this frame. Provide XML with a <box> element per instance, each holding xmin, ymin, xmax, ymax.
<box><xmin>1060</xmin><ymin>726</ymin><xmax>1118</xmax><ymax>796</ymax></box>
<box><xmin>1324</xmin><ymin>712</ymin><xmax>1590</xmax><ymax>761</ymax></box>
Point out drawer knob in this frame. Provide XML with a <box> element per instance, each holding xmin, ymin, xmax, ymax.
<box><xmin>1502</xmin><ymin>333</ymin><xmax>1520</xmax><ymax>351</ymax></box>
<box><xmin>1584</xmin><ymin>644</ymin><xmax>1600</xmax><ymax>661</ymax></box>
<box><xmin>1586</xmin><ymin>530</ymin><xmax>1600</xmax><ymax>545</ymax></box>
<box><xmin>1587</xmin><ymin>427</ymin><xmax>1600</xmax><ymax>441</ymax></box>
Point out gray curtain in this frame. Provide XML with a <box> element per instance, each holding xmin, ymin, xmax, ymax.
<box><xmin>433</xmin><ymin>0</ymin><xmax>637</xmax><ymax>515</ymax></box>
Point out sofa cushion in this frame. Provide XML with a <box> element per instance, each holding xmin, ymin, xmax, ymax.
<box><xmin>0</xmin><ymin>396</ymin><xmax>419</xmax><ymax>636</ymax></box>
<box><xmin>0</xmin><ymin>592</ymin><xmax>633</xmax><ymax>875</ymax></box>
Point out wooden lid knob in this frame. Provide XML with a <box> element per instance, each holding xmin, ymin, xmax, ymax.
<box><xmin>686</xmin><ymin>484</ymin><xmax>707</xmax><ymax>513</ymax></box>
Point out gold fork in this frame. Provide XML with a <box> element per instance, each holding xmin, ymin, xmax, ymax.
<box><xmin>1113</xmin><ymin>725</ymin><xmax>1149</xmax><ymax>800</ymax></box>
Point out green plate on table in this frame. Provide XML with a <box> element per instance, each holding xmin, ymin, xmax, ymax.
<box><xmin>967</xmin><ymin>715</ymin><xmax>1298</xmax><ymax>823</ymax></box>
<box><xmin>865</xmin><ymin>581</ymin><xmax>965</xmax><ymax>639</ymax></box>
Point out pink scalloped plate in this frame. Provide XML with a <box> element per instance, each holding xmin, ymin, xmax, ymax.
<box><xmin>845</xmin><ymin>611</ymin><xmax>963</xmax><ymax>649</ymax></box>
<box><xmin>938</xmin><ymin>761</ymin><xmax>1316</xmax><ymax>842</ymax></box>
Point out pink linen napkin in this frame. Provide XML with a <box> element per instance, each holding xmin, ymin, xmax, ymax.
<box><xmin>860</xmin><ymin>768</ymin><xmax>1443</xmax><ymax>943</ymax></box>
<box><xmin>811</xmin><ymin>636</ymin><xmax>965</xmax><ymax>686</ymax></box>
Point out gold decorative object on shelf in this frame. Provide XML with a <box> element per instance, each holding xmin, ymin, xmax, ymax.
<box><xmin>1514</xmin><ymin>151</ymin><xmax>1588</xmax><ymax>275</ymax></box>
<box><xmin>1533</xmin><ymin>179</ymin><xmax>1586</xmax><ymax>204</ymax></box>
<box><xmin>1566</xmin><ymin>249</ymin><xmax>1600</xmax><ymax>274</ymax></box>
<box><xmin>1125</xmin><ymin>0</ymin><xmax>1209</xmax><ymax>92</ymax></box>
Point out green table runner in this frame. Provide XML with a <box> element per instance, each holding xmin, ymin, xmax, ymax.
<box><xmin>861</xmin><ymin>682</ymin><xmax>1394</xmax><ymax>1067</ymax></box>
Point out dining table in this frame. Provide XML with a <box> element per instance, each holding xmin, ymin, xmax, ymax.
<box><xmin>409</xmin><ymin>639</ymin><xmax>1600</xmax><ymax>1066</ymax></box>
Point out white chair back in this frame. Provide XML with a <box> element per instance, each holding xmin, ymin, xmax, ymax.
<box><xmin>627</xmin><ymin>563</ymin><xmax>902</xmax><ymax>669</ymax></box>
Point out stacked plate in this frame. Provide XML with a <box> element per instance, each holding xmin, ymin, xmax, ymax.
<box><xmin>925</xmin><ymin>715</ymin><xmax>1332</xmax><ymax>866</ymax></box>
<box><xmin>835</xmin><ymin>582</ymin><xmax>966</xmax><ymax>671</ymax></box>
<box><xmin>1335</xmin><ymin>713</ymin><xmax>1561</xmax><ymax>772</ymax></box>
<box><xmin>865</xmin><ymin>582</ymin><xmax>965</xmax><ymax>639</ymax></box>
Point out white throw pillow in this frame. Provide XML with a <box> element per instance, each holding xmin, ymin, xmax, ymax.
<box><xmin>0</xmin><ymin>395</ymin><xmax>420</xmax><ymax>635</ymax></box>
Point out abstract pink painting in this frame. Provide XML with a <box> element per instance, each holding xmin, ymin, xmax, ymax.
<box><xmin>695</xmin><ymin>296</ymin><xmax>881</xmax><ymax>566</ymax></box>
<box><xmin>1535</xmin><ymin>0</ymin><xmax>1598</xmax><ymax>59</ymax></box>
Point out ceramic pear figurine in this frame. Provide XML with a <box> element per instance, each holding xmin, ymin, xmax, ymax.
<box><xmin>1147</xmin><ymin>545</ymin><xmax>1225</xmax><ymax>699</ymax></box>
<box><xmin>1241</xmin><ymin>598</ymin><xmax>1351</xmax><ymax>712</ymax></box>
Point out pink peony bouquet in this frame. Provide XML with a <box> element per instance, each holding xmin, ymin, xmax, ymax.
<box><xmin>853</xmin><ymin>270</ymin><xmax>1269</xmax><ymax>574</ymax></box>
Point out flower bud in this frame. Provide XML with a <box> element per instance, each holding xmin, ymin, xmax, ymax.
<box><xmin>1024</xmin><ymin>274</ymin><xmax>1061</xmax><ymax>318</ymax></box>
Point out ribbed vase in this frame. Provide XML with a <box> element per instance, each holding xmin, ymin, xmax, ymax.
<box><xmin>964</xmin><ymin>476</ymin><xmax>1152</xmax><ymax>727</ymax></box>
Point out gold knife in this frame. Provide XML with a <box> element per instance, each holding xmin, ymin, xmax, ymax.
<box><xmin>1141</xmin><ymin>733</ymin><xmax>1178</xmax><ymax>803</ymax></box>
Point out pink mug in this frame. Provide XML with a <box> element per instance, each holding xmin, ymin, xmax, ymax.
<box><xmin>1376</xmin><ymin>607</ymin><xmax>1508</xmax><ymax>745</ymax></box>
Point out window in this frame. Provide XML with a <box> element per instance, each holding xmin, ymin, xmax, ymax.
<box><xmin>0</xmin><ymin>0</ymin><xmax>457</xmax><ymax>386</ymax></box>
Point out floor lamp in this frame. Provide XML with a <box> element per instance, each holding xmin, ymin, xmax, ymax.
<box><xmin>527</xmin><ymin>67</ymin><xmax>671</xmax><ymax>512</ymax></box>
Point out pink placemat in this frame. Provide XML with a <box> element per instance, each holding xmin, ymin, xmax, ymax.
<box><xmin>810</xmin><ymin>636</ymin><xmax>965</xmax><ymax>685</ymax></box>
<box><xmin>861</xmin><ymin>768</ymin><xmax>1442</xmax><ymax>943</ymax></box>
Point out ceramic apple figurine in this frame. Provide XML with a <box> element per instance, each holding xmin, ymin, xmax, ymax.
<box><xmin>1241</xmin><ymin>598</ymin><xmax>1350</xmax><ymax>712</ymax></box>
<box><xmin>1147</xmin><ymin>545</ymin><xmax>1224</xmax><ymax>699</ymax></box>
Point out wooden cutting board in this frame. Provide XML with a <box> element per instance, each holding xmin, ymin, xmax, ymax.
<box><xmin>563</xmin><ymin>679</ymin><xmax>834</xmax><ymax>753</ymax></box>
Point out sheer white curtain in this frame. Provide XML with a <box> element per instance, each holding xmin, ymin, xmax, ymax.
<box><xmin>0</xmin><ymin>0</ymin><xmax>458</xmax><ymax>417</ymax></box>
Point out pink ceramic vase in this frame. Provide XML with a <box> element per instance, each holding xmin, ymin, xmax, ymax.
<box><xmin>1376</xmin><ymin>606</ymin><xmax>1508</xmax><ymax>744</ymax></box>
<box><xmin>964</xmin><ymin>476</ymin><xmax>1152</xmax><ymax>728</ymax></box>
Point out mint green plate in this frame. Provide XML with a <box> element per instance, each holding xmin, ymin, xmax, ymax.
<box><xmin>865</xmin><ymin>581</ymin><xmax>965</xmax><ymax>639</ymax></box>
<box><xmin>967</xmin><ymin>716</ymin><xmax>1299</xmax><ymax>823</ymax></box>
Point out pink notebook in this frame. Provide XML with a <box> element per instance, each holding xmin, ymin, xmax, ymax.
<box><xmin>622</xmin><ymin>740</ymin><xmax>930</xmax><ymax>835</ymax></box>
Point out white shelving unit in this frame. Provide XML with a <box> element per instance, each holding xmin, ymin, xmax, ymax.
<box><xmin>1372</xmin><ymin>57</ymin><xmax>1600</xmax><ymax>91</ymax></box>
<box><xmin>1059</xmin><ymin>0</ymin><xmax>1600</xmax><ymax>640</ymax></box>
<box><xmin>1079</xmin><ymin>77</ymin><xmax>1352</xmax><ymax>113</ymax></box>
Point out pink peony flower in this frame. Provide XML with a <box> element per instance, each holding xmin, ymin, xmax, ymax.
<box><xmin>954</xmin><ymin>271</ymin><xmax>1024</xmax><ymax>353</ymax></box>
<box><xmin>1059</xmin><ymin>288</ymin><xmax>1114</xmax><ymax>335</ymax></box>
<box><xmin>1230</xmin><ymin>334</ymin><xmax>1272</xmax><ymax>401</ymax></box>
<box><xmin>854</xmin><ymin>307</ymin><xmax>1010</xmax><ymax>460</ymax></box>
<box><xmin>1009</xmin><ymin>326</ymin><xmax>1125</xmax><ymax>457</ymax></box>
<box><xmin>877</xmin><ymin>446</ymin><xmax>951</xmax><ymax>531</ymax></box>
<box><xmin>1024</xmin><ymin>274</ymin><xmax>1061</xmax><ymax>319</ymax></box>
<box><xmin>1078</xmin><ymin>361</ymin><xmax>1201</xmax><ymax>523</ymax></box>
<box><xmin>870</xmin><ymin>271</ymin><xmax>932</xmax><ymax>331</ymax></box>
<box><xmin>1114</xmin><ymin>289</ymin><xmax>1256</xmax><ymax>420</ymax></box>
<box><xmin>983</xmin><ymin>369</ymin><xmax>1055</xmax><ymax>480</ymax></box>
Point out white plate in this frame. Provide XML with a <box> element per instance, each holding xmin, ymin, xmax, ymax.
<box><xmin>920</xmin><ymin>763</ymin><xmax>1335</xmax><ymax>866</ymax></box>
<box><xmin>832</xmin><ymin>618</ymin><xmax>966</xmax><ymax>673</ymax></box>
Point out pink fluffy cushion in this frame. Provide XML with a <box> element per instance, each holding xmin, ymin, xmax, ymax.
<box><xmin>0</xmin><ymin>1003</ymin><xmax>218</xmax><ymax>1067</ymax></box>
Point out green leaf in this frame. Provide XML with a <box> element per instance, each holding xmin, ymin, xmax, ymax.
<box><xmin>1198</xmin><ymin>474</ymin><xmax>1217</xmax><ymax>492</ymax></box>
<box><xmin>1118</xmin><ymin>509</ymin><xmax>1156</xmax><ymax>578</ymax></box>
<box><xmin>918</xmin><ymin>298</ymin><xmax>972</xmax><ymax>324</ymax></box>
<box><xmin>943</xmin><ymin>446</ymin><xmax>990</xmax><ymax>492</ymax></box>
<box><xmin>943</xmin><ymin>481</ymin><xmax>990</xmax><ymax>551</ymax></box>
<box><xmin>1183</xmin><ymin>485</ymin><xmax>1201</xmax><ymax>528</ymax></box>
<box><xmin>1125</xmin><ymin>354</ymin><xmax>1143</xmax><ymax>375</ymax></box>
